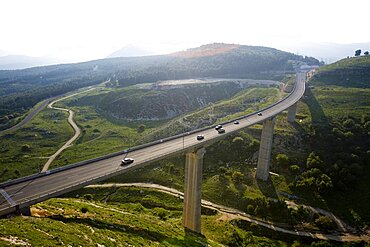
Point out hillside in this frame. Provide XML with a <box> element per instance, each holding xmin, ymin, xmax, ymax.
<box><xmin>67</xmin><ymin>78</ymin><xmax>278</xmax><ymax>121</ymax></box>
<box><xmin>311</xmin><ymin>55</ymin><xmax>370</xmax><ymax>87</ymax></box>
<box><xmin>0</xmin><ymin>187</ymin><xmax>342</xmax><ymax>246</ymax></box>
<box><xmin>0</xmin><ymin>43</ymin><xmax>320</xmax><ymax>130</ymax></box>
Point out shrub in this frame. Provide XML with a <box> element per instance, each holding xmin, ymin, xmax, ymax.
<box><xmin>81</xmin><ymin>207</ymin><xmax>88</xmax><ymax>213</ymax></box>
<box><xmin>289</xmin><ymin>165</ymin><xmax>300</xmax><ymax>174</ymax></box>
<box><xmin>83</xmin><ymin>194</ymin><xmax>93</xmax><ymax>200</ymax></box>
<box><xmin>276</xmin><ymin>154</ymin><xmax>289</xmax><ymax>168</ymax></box>
<box><xmin>21</xmin><ymin>144</ymin><xmax>31</xmax><ymax>152</ymax></box>
<box><xmin>314</xmin><ymin>216</ymin><xmax>336</xmax><ymax>231</ymax></box>
<box><xmin>247</xmin><ymin>204</ymin><xmax>254</xmax><ymax>214</ymax></box>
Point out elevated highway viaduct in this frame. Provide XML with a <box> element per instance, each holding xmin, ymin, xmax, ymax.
<box><xmin>0</xmin><ymin>72</ymin><xmax>307</xmax><ymax>233</ymax></box>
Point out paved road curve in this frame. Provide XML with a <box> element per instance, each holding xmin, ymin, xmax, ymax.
<box><xmin>0</xmin><ymin>97</ymin><xmax>56</xmax><ymax>135</ymax></box>
<box><xmin>0</xmin><ymin>73</ymin><xmax>306</xmax><ymax>217</ymax></box>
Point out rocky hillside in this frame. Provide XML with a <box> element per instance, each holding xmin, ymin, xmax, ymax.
<box><xmin>68</xmin><ymin>79</ymin><xmax>278</xmax><ymax>121</ymax></box>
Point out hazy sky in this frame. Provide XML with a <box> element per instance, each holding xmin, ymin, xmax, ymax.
<box><xmin>1</xmin><ymin>0</ymin><xmax>369</xmax><ymax>62</ymax></box>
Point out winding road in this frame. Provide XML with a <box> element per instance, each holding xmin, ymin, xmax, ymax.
<box><xmin>41</xmin><ymin>89</ymin><xmax>95</xmax><ymax>172</ymax></box>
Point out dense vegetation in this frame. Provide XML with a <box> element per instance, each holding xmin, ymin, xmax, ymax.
<box><xmin>0</xmin><ymin>43</ymin><xmax>320</xmax><ymax>130</ymax></box>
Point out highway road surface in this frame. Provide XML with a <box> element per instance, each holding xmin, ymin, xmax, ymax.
<box><xmin>0</xmin><ymin>97</ymin><xmax>56</xmax><ymax>135</ymax></box>
<box><xmin>0</xmin><ymin>72</ymin><xmax>306</xmax><ymax>217</ymax></box>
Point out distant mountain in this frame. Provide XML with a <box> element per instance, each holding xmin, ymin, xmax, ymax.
<box><xmin>311</xmin><ymin>55</ymin><xmax>370</xmax><ymax>87</ymax></box>
<box><xmin>0</xmin><ymin>43</ymin><xmax>321</xmax><ymax>122</ymax></box>
<box><xmin>107</xmin><ymin>44</ymin><xmax>155</xmax><ymax>58</ymax></box>
<box><xmin>285</xmin><ymin>42</ymin><xmax>370</xmax><ymax>64</ymax></box>
<box><xmin>0</xmin><ymin>55</ymin><xmax>60</xmax><ymax>70</ymax></box>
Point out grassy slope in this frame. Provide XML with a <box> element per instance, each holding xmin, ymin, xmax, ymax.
<box><xmin>0</xmin><ymin>187</ymin><xmax>334</xmax><ymax>246</ymax></box>
<box><xmin>0</xmin><ymin>108</ymin><xmax>73</xmax><ymax>181</ymax></box>
<box><xmin>312</xmin><ymin>56</ymin><xmax>370</xmax><ymax>88</ymax></box>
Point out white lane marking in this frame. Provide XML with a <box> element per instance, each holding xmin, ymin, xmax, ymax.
<box><xmin>0</xmin><ymin>189</ymin><xmax>16</xmax><ymax>206</ymax></box>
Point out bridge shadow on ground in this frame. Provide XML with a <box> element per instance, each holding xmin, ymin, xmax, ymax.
<box><xmin>303</xmin><ymin>88</ymin><xmax>330</xmax><ymax>128</ymax></box>
<box><xmin>256</xmin><ymin>177</ymin><xmax>278</xmax><ymax>199</ymax></box>
<box><xmin>48</xmin><ymin>214</ymin><xmax>208</xmax><ymax>246</ymax></box>
<box><xmin>289</xmin><ymin>121</ymin><xmax>306</xmax><ymax>135</ymax></box>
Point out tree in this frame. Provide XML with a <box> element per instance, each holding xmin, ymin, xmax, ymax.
<box><xmin>137</xmin><ymin>124</ymin><xmax>146</xmax><ymax>133</ymax></box>
<box><xmin>232</xmin><ymin>171</ymin><xmax>244</xmax><ymax>184</ymax></box>
<box><xmin>306</xmin><ymin>152</ymin><xmax>323</xmax><ymax>169</ymax></box>
<box><xmin>364</xmin><ymin>51</ymin><xmax>369</xmax><ymax>56</ymax></box>
<box><xmin>355</xmin><ymin>49</ymin><xmax>361</xmax><ymax>56</ymax></box>
<box><xmin>276</xmin><ymin>154</ymin><xmax>289</xmax><ymax>168</ymax></box>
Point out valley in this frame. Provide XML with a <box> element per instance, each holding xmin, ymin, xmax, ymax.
<box><xmin>0</xmin><ymin>44</ymin><xmax>369</xmax><ymax>246</ymax></box>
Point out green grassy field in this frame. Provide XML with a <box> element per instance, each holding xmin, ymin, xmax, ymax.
<box><xmin>0</xmin><ymin>108</ymin><xmax>73</xmax><ymax>181</ymax></box>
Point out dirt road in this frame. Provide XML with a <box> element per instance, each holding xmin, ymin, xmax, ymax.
<box><xmin>86</xmin><ymin>183</ymin><xmax>370</xmax><ymax>242</ymax></box>
<box><xmin>41</xmin><ymin>89</ymin><xmax>94</xmax><ymax>171</ymax></box>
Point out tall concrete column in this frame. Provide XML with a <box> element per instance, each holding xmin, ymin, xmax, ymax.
<box><xmin>183</xmin><ymin>147</ymin><xmax>205</xmax><ymax>233</ymax></box>
<box><xmin>256</xmin><ymin>117</ymin><xmax>276</xmax><ymax>181</ymax></box>
<box><xmin>287</xmin><ymin>103</ymin><xmax>297</xmax><ymax>122</ymax></box>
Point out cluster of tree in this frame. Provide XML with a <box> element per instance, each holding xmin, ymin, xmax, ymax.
<box><xmin>274</xmin><ymin>112</ymin><xmax>368</xmax><ymax>196</ymax></box>
<box><xmin>355</xmin><ymin>49</ymin><xmax>369</xmax><ymax>56</ymax></box>
<box><xmin>293</xmin><ymin>114</ymin><xmax>368</xmax><ymax>195</ymax></box>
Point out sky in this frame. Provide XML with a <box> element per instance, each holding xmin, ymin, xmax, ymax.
<box><xmin>1</xmin><ymin>0</ymin><xmax>370</xmax><ymax>62</ymax></box>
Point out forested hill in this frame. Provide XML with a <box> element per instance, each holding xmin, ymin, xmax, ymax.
<box><xmin>311</xmin><ymin>55</ymin><xmax>370</xmax><ymax>88</ymax></box>
<box><xmin>0</xmin><ymin>43</ymin><xmax>320</xmax><ymax>127</ymax></box>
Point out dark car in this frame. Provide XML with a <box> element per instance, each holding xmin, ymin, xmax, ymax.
<box><xmin>234</xmin><ymin>120</ymin><xmax>239</xmax><ymax>124</ymax></box>
<box><xmin>197</xmin><ymin>135</ymin><xmax>204</xmax><ymax>140</ymax></box>
<box><xmin>257</xmin><ymin>112</ymin><xmax>263</xmax><ymax>116</ymax></box>
<box><xmin>217</xmin><ymin>128</ymin><xmax>225</xmax><ymax>134</ymax></box>
<box><xmin>215</xmin><ymin>124</ymin><xmax>222</xmax><ymax>130</ymax></box>
<box><xmin>121</xmin><ymin>158</ymin><xmax>134</xmax><ymax>165</ymax></box>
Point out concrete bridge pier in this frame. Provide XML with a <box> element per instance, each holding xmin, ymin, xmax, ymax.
<box><xmin>182</xmin><ymin>147</ymin><xmax>205</xmax><ymax>233</ymax></box>
<box><xmin>256</xmin><ymin>117</ymin><xmax>276</xmax><ymax>181</ymax></box>
<box><xmin>287</xmin><ymin>103</ymin><xmax>298</xmax><ymax>122</ymax></box>
<box><xmin>20</xmin><ymin>206</ymin><xmax>31</xmax><ymax>216</ymax></box>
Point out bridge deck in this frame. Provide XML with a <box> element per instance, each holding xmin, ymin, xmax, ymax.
<box><xmin>0</xmin><ymin>72</ymin><xmax>306</xmax><ymax>217</ymax></box>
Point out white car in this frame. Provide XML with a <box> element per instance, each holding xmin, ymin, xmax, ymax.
<box><xmin>215</xmin><ymin>124</ymin><xmax>222</xmax><ymax>130</ymax></box>
<box><xmin>121</xmin><ymin>158</ymin><xmax>134</xmax><ymax>165</ymax></box>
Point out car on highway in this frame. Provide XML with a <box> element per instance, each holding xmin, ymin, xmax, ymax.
<box><xmin>215</xmin><ymin>124</ymin><xmax>222</xmax><ymax>130</ymax></box>
<box><xmin>257</xmin><ymin>112</ymin><xmax>263</xmax><ymax>116</ymax></box>
<box><xmin>121</xmin><ymin>158</ymin><xmax>134</xmax><ymax>165</ymax></box>
<box><xmin>217</xmin><ymin>128</ymin><xmax>225</xmax><ymax>134</ymax></box>
<box><xmin>234</xmin><ymin>120</ymin><xmax>239</xmax><ymax>124</ymax></box>
<box><xmin>197</xmin><ymin>135</ymin><xmax>204</xmax><ymax>140</ymax></box>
